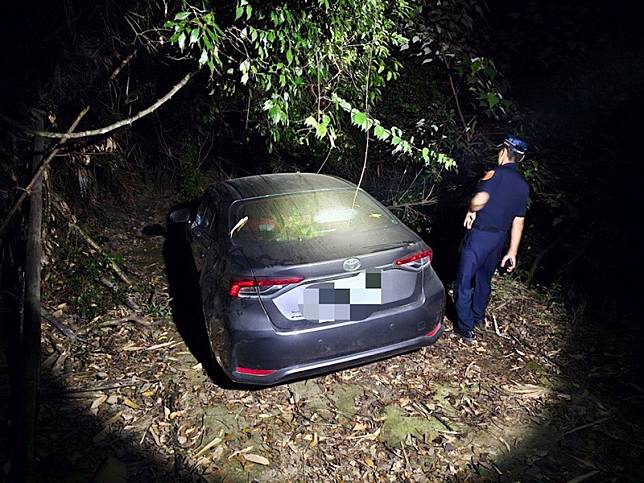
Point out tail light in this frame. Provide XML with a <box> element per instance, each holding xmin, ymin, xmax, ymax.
<box><xmin>235</xmin><ymin>367</ymin><xmax>276</xmax><ymax>376</ymax></box>
<box><xmin>394</xmin><ymin>248</ymin><xmax>433</xmax><ymax>268</ymax></box>
<box><xmin>229</xmin><ymin>277</ymin><xmax>304</xmax><ymax>297</ymax></box>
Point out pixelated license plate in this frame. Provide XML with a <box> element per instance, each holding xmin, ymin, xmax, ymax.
<box><xmin>299</xmin><ymin>270</ymin><xmax>383</xmax><ymax>322</ymax></box>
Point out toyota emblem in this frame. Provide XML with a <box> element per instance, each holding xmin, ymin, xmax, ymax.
<box><xmin>343</xmin><ymin>258</ymin><xmax>361</xmax><ymax>271</ymax></box>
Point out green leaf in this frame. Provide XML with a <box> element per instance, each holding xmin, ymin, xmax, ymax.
<box><xmin>335</xmin><ymin>97</ymin><xmax>352</xmax><ymax>112</ymax></box>
<box><xmin>241</xmin><ymin>73</ymin><xmax>249</xmax><ymax>85</ymax></box>
<box><xmin>174</xmin><ymin>11</ymin><xmax>190</xmax><ymax>21</ymax></box>
<box><xmin>178</xmin><ymin>32</ymin><xmax>186</xmax><ymax>51</ymax></box>
<box><xmin>351</xmin><ymin>110</ymin><xmax>368</xmax><ymax>129</ymax></box>
<box><xmin>421</xmin><ymin>147</ymin><xmax>430</xmax><ymax>163</ymax></box>
<box><xmin>316</xmin><ymin>123</ymin><xmax>327</xmax><ymax>138</ymax></box>
<box><xmin>286</xmin><ymin>49</ymin><xmax>293</xmax><ymax>64</ymax></box>
<box><xmin>304</xmin><ymin>116</ymin><xmax>318</xmax><ymax>128</ymax></box>
<box><xmin>190</xmin><ymin>29</ymin><xmax>199</xmax><ymax>45</ymax></box>
<box><xmin>199</xmin><ymin>49</ymin><xmax>208</xmax><ymax>66</ymax></box>
<box><xmin>201</xmin><ymin>33</ymin><xmax>212</xmax><ymax>49</ymax></box>
<box><xmin>373</xmin><ymin>124</ymin><xmax>389</xmax><ymax>141</ymax></box>
<box><xmin>486</xmin><ymin>93</ymin><xmax>499</xmax><ymax>108</ymax></box>
<box><xmin>269</xmin><ymin>105</ymin><xmax>282</xmax><ymax>124</ymax></box>
<box><xmin>235</xmin><ymin>6</ymin><xmax>244</xmax><ymax>20</ymax></box>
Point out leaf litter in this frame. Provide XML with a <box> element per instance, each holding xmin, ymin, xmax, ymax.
<box><xmin>23</xmin><ymin>185</ymin><xmax>644</xmax><ymax>482</ymax></box>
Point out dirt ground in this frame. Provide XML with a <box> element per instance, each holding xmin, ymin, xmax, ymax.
<box><xmin>4</xmin><ymin>181</ymin><xmax>643</xmax><ymax>482</ymax></box>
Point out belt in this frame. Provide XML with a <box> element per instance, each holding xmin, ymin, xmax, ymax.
<box><xmin>473</xmin><ymin>225</ymin><xmax>503</xmax><ymax>233</ymax></box>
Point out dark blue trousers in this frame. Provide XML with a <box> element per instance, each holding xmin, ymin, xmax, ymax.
<box><xmin>454</xmin><ymin>228</ymin><xmax>506</xmax><ymax>332</ymax></box>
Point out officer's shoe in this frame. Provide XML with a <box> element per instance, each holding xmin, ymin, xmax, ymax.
<box><xmin>473</xmin><ymin>319</ymin><xmax>486</xmax><ymax>331</ymax></box>
<box><xmin>454</xmin><ymin>329</ymin><xmax>475</xmax><ymax>343</ymax></box>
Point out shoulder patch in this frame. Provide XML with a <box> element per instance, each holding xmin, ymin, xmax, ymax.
<box><xmin>481</xmin><ymin>170</ymin><xmax>495</xmax><ymax>181</ymax></box>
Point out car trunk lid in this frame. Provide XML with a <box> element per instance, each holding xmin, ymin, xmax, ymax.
<box><xmin>239</xmin><ymin>240</ymin><xmax>427</xmax><ymax>331</ymax></box>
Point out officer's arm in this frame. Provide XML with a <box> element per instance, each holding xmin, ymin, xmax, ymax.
<box><xmin>502</xmin><ymin>216</ymin><xmax>525</xmax><ymax>272</ymax></box>
<box><xmin>469</xmin><ymin>192</ymin><xmax>490</xmax><ymax>212</ymax></box>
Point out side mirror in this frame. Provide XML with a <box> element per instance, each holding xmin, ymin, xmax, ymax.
<box><xmin>169</xmin><ymin>208</ymin><xmax>191</xmax><ymax>224</ymax></box>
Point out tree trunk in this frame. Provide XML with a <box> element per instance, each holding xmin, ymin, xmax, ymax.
<box><xmin>11</xmin><ymin>110</ymin><xmax>45</xmax><ymax>482</ymax></box>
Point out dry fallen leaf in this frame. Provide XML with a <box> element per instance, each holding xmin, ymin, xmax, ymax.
<box><xmin>123</xmin><ymin>398</ymin><xmax>140</xmax><ymax>410</ymax></box>
<box><xmin>352</xmin><ymin>422</ymin><xmax>367</xmax><ymax>432</ymax></box>
<box><xmin>243</xmin><ymin>453</ymin><xmax>270</xmax><ymax>466</ymax></box>
<box><xmin>503</xmin><ymin>383</ymin><xmax>550</xmax><ymax>398</ymax></box>
<box><xmin>212</xmin><ymin>446</ymin><xmax>224</xmax><ymax>461</ymax></box>
<box><xmin>194</xmin><ymin>436</ymin><xmax>222</xmax><ymax>458</ymax></box>
<box><xmin>309</xmin><ymin>432</ymin><xmax>318</xmax><ymax>448</ymax></box>
<box><xmin>91</xmin><ymin>394</ymin><xmax>108</xmax><ymax>409</ymax></box>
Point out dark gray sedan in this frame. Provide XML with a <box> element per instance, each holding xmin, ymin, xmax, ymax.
<box><xmin>170</xmin><ymin>173</ymin><xmax>445</xmax><ymax>384</ymax></box>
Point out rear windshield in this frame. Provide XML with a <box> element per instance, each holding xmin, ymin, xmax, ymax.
<box><xmin>229</xmin><ymin>189</ymin><xmax>399</xmax><ymax>247</ymax></box>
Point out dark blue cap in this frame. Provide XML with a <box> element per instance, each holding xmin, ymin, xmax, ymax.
<box><xmin>499</xmin><ymin>135</ymin><xmax>528</xmax><ymax>155</ymax></box>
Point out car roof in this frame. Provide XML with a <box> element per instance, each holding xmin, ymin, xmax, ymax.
<box><xmin>221</xmin><ymin>173</ymin><xmax>355</xmax><ymax>200</ymax></box>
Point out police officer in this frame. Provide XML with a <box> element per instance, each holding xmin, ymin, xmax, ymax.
<box><xmin>454</xmin><ymin>135</ymin><xmax>530</xmax><ymax>342</ymax></box>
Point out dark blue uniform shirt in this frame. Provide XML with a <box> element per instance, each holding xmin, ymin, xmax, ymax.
<box><xmin>474</xmin><ymin>163</ymin><xmax>529</xmax><ymax>232</ymax></box>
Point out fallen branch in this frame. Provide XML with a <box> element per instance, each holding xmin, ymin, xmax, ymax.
<box><xmin>41</xmin><ymin>309</ymin><xmax>77</xmax><ymax>340</ymax></box>
<box><xmin>45</xmin><ymin>203</ymin><xmax>132</xmax><ymax>285</ymax></box>
<box><xmin>430</xmin><ymin>412</ymin><xmax>454</xmax><ymax>432</ymax></box>
<box><xmin>0</xmin><ymin>108</ymin><xmax>89</xmax><ymax>242</ymax></box>
<box><xmin>99</xmin><ymin>276</ymin><xmax>140</xmax><ymax>310</ymax></box>
<box><xmin>564</xmin><ymin>416</ymin><xmax>612</xmax><ymax>436</ymax></box>
<box><xmin>58</xmin><ymin>381</ymin><xmax>141</xmax><ymax>394</ymax></box>
<box><xmin>69</xmin><ymin>223</ymin><xmax>131</xmax><ymax>285</ymax></box>
<box><xmin>100</xmin><ymin>315</ymin><xmax>150</xmax><ymax>329</ymax></box>
<box><xmin>566</xmin><ymin>470</ymin><xmax>600</xmax><ymax>483</ymax></box>
<box><xmin>492</xmin><ymin>314</ymin><xmax>510</xmax><ymax>339</ymax></box>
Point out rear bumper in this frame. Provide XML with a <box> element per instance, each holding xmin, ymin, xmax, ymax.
<box><xmin>225</xmin><ymin>297</ymin><xmax>445</xmax><ymax>385</ymax></box>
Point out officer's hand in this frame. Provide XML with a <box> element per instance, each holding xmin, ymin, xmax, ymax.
<box><xmin>501</xmin><ymin>254</ymin><xmax>516</xmax><ymax>272</ymax></box>
<box><xmin>464</xmin><ymin>211</ymin><xmax>476</xmax><ymax>229</ymax></box>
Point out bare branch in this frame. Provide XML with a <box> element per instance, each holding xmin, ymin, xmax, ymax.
<box><xmin>387</xmin><ymin>198</ymin><xmax>437</xmax><ymax>210</ymax></box>
<box><xmin>2</xmin><ymin>70</ymin><xmax>197</xmax><ymax>140</ymax></box>
<box><xmin>0</xmin><ymin>108</ymin><xmax>90</xmax><ymax>241</ymax></box>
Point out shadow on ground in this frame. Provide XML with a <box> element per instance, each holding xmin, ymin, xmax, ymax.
<box><xmin>0</xmin><ymin>361</ymin><xmax>207</xmax><ymax>481</ymax></box>
<box><xmin>160</xmin><ymin>207</ymin><xmax>238</xmax><ymax>390</ymax></box>
<box><xmin>498</xmin><ymin>312</ymin><xmax>643</xmax><ymax>481</ymax></box>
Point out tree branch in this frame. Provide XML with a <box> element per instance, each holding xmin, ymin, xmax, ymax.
<box><xmin>0</xmin><ymin>108</ymin><xmax>90</xmax><ymax>242</ymax></box>
<box><xmin>387</xmin><ymin>198</ymin><xmax>437</xmax><ymax>210</ymax></box>
<box><xmin>3</xmin><ymin>70</ymin><xmax>197</xmax><ymax>140</ymax></box>
<box><xmin>353</xmin><ymin>44</ymin><xmax>374</xmax><ymax>207</ymax></box>
<box><xmin>447</xmin><ymin>70</ymin><xmax>471</xmax><ymax>142</ymax></box>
